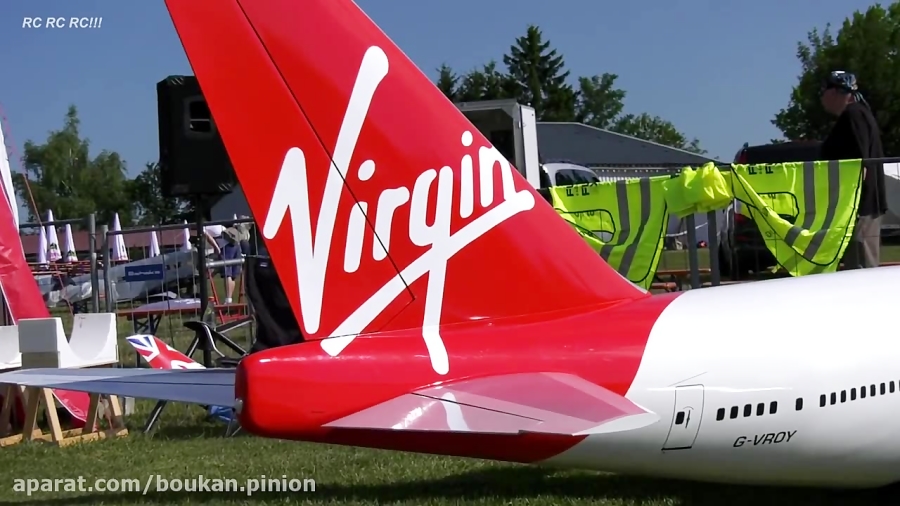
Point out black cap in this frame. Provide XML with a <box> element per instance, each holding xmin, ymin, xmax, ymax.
<box><xmin>822</xmin><ymin>70</ymin><xmax>858</xmax><ymax>93</ymax></box>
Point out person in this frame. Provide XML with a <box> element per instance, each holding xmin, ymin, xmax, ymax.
<box><xmin>819</xmin><ymin>70</ymin><xmax>887</xmax><ymax>269</ymax></box>
<box><xmin>234</xmin><ymin>215</ymin><xmax>252</xmax><ymax>256</ymax></box>
<box><xmin>202</xmin><ymin>223</ymin><xmax>225</xmax><ymax>256</ymax></box>
<box><xmin>203</xmin><ymin>223</ymin><xmax>243</xmax><ymax>303</ymax></box>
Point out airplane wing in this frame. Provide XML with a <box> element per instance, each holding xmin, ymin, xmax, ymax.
<box><xmin>325</xmin><ymin>372</ymin><xmax>658</xmax><ymax>436</ymax></box>
<box><xmin>0</xmin><ymin>368</ymin><xmax>235</xmax><ymax>408</ymax></box>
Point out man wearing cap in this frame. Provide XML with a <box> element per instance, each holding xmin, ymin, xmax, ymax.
<box><xmin>819</xmin><ymin>70</ymin><xmax>887</xmax><ymax>269</ymax></box>
<box><xmin>203</xmin><ymin>222</ymin><xmax>245</xmax><ymax>303</ymax></box>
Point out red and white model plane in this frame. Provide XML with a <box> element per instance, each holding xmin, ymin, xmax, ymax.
<box><xmin>4</xmin><ymin>0</ymin><xmax>898</xmax><ymax>489</ymax></box>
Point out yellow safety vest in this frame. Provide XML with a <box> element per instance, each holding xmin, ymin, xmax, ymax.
<box><xmin>730</xmin><ymin>160</ymin><xmax>862</xmax><ymax>276</ymax></box>
<box><xmin>662</xmin><ymin>162</ymin><xmax>733</xmax><ymax>217</ymax></box>
<box><xmin>550</xmin><ymin>177</ymin><xmax>669</xmax><ymax>289</ymax></box>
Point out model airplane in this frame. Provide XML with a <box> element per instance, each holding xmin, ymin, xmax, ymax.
<box><xmin>4</xmin><ymin>0</ymin><xmax>900</xmax><ymax>489</ymax></box>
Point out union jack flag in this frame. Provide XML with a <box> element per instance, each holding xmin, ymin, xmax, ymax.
<box><xmin>126</xmin><ymin>334</ymin><xmax>161</xmax><ymax>363</ymax></box>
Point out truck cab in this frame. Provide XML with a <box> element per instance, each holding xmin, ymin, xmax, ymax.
<box><xmin>454</xmin><ymin>99</ymin><xmax>599</xmax><ymax>191</ymax></box>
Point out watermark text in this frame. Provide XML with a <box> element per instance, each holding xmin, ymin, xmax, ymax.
<box><xmin>22</xmin><ymin>17</ymin><xmax>103</xmax><ymax>29</ymax></box>
<box><xmin>13</xmin><ymin>475</ymin><xmax>316</xmax><ymax>496</ymax></box>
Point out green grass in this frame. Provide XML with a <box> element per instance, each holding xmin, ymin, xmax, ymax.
<box><xmin>0</xmin><ymin>407</ymin><xmax>898</xmax><ymax>505</ymax></box>
<box><xmin>658</xmin><ymin>248</ymin><xmax>710</xmax><ymax>272</ymax></box>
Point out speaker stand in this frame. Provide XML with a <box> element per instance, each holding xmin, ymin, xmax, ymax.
<box><xmin>193</xmin><ymin>196</ymin><xmax>214</xmax><ymax>367</ymax></box>
<box><xmin>142</xmin><ymin>195</ymin><xmax>224</xmax><ymax>434</ymax></box>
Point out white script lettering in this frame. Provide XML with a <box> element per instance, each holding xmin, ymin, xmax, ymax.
<box><xmin>262</xmin><ymin>46</ymin><xmax>535</xmax><ymax>374</ymax></box>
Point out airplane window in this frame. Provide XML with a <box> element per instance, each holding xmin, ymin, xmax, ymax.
<box><xmin>730</xmin><ymin>406</ymin><xmax>738</xmax><ymax>419</ymax></box>
<box><xmin>881</xmin><ymin>383</ymin><xmax>887</xmax><ymax>395</ymax></box>
<box><xmin>675</xmin><ymin>411</ymin><xmax>685</xmax><ymax>425</ymax></box>
<box><xmin>819</xmin><ymin>394</ymin><xmax>826</xmax><ymax>407</ymax></box>
<box><xmin>840</xmin><ymin>390</ymin><xmax>847</xmax><ymax>403</ymax></box>
<box><xmin>861</xmin><ymin>387</ymin><xmax>867</xmax><ymax>399</ymax></box>
<box><xmin>871</xmin><ymin>385</ymin><xmax>877</xmax><ymax>396</ymax></box>
<box><xmin>716</xmin><ymin>408</ymin><xmax>725</xmax><ymax>421</ymax></box>
<box><xmin>769</xmin><ymin>401</ymin><xmax>777</xmax><ymax>414</ymax></box>
<box><xmin>795</xmin><ymin>398</ymin><xmax>803</xmax><ymax>411</ymax></box>
<box><xmin>743</xmin><ymin>404</ymin><xmax>752</xmax><ymax>417</ymax></box>
<box><xmin>830</xmin><ymin>392</ymin><xmax>837</xmax><ymax>405</ymax></box>
<box><xmin>756</xmin><ymin>403</ymin><xmax>764</xmax><ymax>416</ymax></box>
<box><xmin>891</xmin><ymin>381</ymin><xmax>896</xmax><ymax>393</ymax></box>
<box><xmin>851</xmin><ymin>388</ymin><xmax>857</xmax><ymax>400</ymax></box>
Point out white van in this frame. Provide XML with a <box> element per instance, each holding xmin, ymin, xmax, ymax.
<box><xmin>540</xmin><ymin>162</ymin><xmax>599</xmax><ymax>188</ymax></box>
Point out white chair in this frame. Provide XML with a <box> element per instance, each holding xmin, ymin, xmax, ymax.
<box><xmin>19</xmin><ymin>314</ymin><xmax>118</xmax><ymax>369</ymax></box>
<box><xmin>0</xmin><ymin>326</ymin><xmax>21</xmax><ymax>370</ymax></box>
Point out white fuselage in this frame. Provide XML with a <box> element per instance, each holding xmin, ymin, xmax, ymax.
<box><xmin>545</xmin><ymin>267</ymin><xmax>900</xmax><ymax>488</ymax></box>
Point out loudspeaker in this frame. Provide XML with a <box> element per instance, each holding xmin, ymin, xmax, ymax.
<box><xmin>157</xmin><ymin>75</ymin><xmax>237</xmax><ymax>198</ymax></box>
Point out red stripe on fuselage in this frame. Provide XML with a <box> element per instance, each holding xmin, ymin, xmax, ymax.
<box><xmin>237</xmin><ymin>291</ymin><xmax>680</xmax><ymax>462</ymax></box>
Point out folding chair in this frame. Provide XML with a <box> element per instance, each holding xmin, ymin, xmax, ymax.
<box><xmin>142</xmin><ymin>254</ymin><xmax>303</xmax><ymax>435</ymax></box>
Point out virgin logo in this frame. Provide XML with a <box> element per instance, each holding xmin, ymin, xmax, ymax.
<box><xmin>263</xmin><ymin>46</ymin><xmax>535</xmax><ymax>375</ymax></box>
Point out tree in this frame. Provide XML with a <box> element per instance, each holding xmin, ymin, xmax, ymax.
<box><xmin>128</xmin><ymin>162</ymin><xmax>192</xmax><ymax>225</ymax></box>
<box><xmin>435</xmin><ymin>64</ymin><xmax>460</xmax><ymax>102</ymax></box>
<box><xmin>502</xmin><ymin>25</ymin><xmax>575</xmax><ymax>120</ymax></box>
<box><xmin>432</xmin><ymin>25</ymin><xmax>704</xmax><ymax>153</ymax></box>
<box><xmin>773</xmin><ymin>4</ymin><xmax>900</xmax><ymax>153</ymax></box>
<box><xmin>612</xmin><ymin>113</ymin><xmax>706</xmax><ymax>154</ymax></box>
<box><xmin>13</xmin><ymin>105</ymin><xmax>133</xmax><ymax>226</ymax></box>
<box><xmin>575</xmin><ymin>74</ymin><xmax>627</xmax><ymax>129</ymax></box>
<box><xmin>455</xmin><ymin>61</ymin><xmax>518</xmax><ymax>102</ymax></box>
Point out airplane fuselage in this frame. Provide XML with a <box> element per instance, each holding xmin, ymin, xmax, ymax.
<box><xmin>549</xmin><ymin>266</ymin><xmax>900</xmax><ymax>488</ymax></box>
<box><xmin>238</xmin><ymin>266</ymin><xmax>900</xmax><ymax>489</ymax></box>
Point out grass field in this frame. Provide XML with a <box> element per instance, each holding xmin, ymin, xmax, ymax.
<box><xmin>4</xmin><ymin>254</ymin><xmax>900</xmax><ymax>504</ymax></box>
<box><xmin>2</xmin><ymin>412</ymin><xmax>900</xmax><ymax>505</ymax></box>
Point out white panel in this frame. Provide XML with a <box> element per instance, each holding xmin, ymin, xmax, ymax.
<box><xmin>519</xmin><ymin>106</ymin><xmax>540</xmax><ymax>189</ymax></box>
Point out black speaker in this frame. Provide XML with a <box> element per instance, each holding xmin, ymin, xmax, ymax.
<box><xmin>157</xmin><ymin>75</ymin><xmax>237</xmax><ymax>198</ymax></box>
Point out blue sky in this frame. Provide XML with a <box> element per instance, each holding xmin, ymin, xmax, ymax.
<box><xmin>0</xmin><ymin>0</ymin><xmax>881</xmax><ymax>181</ymax></box>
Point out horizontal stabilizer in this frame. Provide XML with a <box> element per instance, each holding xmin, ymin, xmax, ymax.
<box><xmin>325</xmin><ymin>372</ymin><xmax>658</xmax><ymax>436</ymax></box>
<box><xmin>0</xmin><ymin>368</ymin><xmax>235</xmax><ymax>408</ymax></box>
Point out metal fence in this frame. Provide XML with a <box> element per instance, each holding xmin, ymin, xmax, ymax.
<box><xmin>101</xmin><ymin>218</ymin><xmax>259</xmax><ymax>366</ymax></box>
<box><xmin>20</xmin><ymin>213</ymin><xmax>102</xmax><ymax>313</ymax></box>
<box><xmin>100</xmin><ymin>218</ymin><xmax>259</xmax><ymax>305</ymax></box>
<box><xmin>15</xmin><ymin>213</ymin><xmax>260</xmax><ymax>367</ymax></box>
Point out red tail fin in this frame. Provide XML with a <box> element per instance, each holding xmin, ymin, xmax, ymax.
<box><xmin>165</xmin><ymin>0</ymin><xmax>646</xmax><ymax>368</ymax></box>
